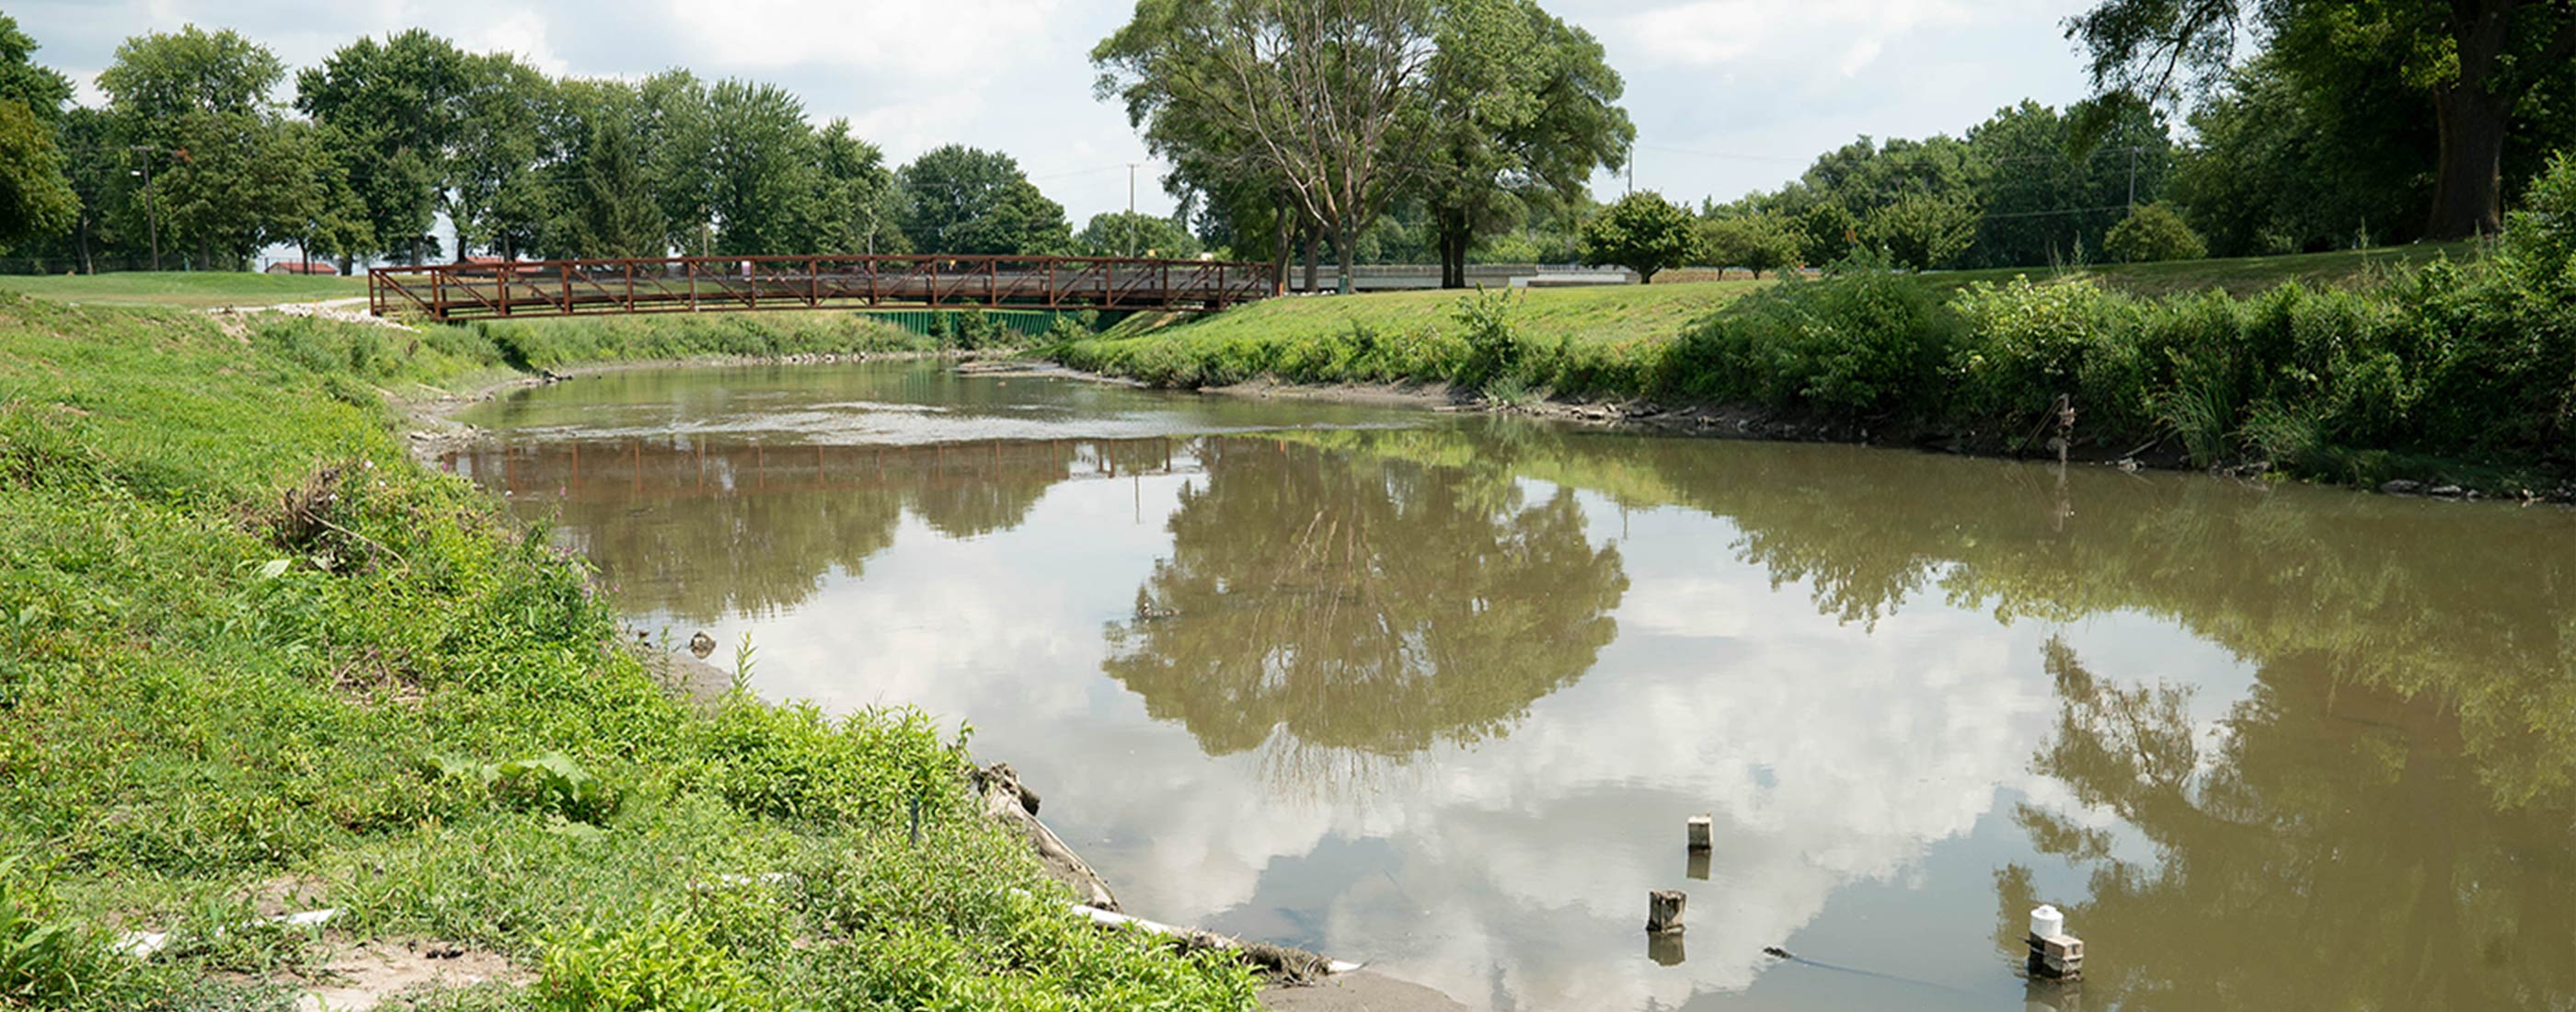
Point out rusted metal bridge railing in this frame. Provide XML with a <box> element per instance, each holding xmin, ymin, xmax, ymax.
<box><xmin>368</xmin><ymin>254</ymin><xmax>1278</xmax><ymax>322</ymax></box>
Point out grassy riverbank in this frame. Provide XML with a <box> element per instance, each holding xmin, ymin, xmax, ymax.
<box><xmin>1060</xmin><ymin>160</ymin><xmax>2576</xmax><ymax>493</ymax></box>
<box><xmin>1067</xmin><ymin>280</ymin><xmax>1763</xmax><ymax>395</ymax></box>
<box><xmin>0</xmin><ymin>271</ymin><xmax>368</xmax><ymax>308</ymax></box>
<box><xmin>0</xmin><ymin>294</ymin><xmax>1254</xmax><ymax>1008</ymax></box>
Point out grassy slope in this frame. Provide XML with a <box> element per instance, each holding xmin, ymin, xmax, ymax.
<box><xmin>1930</xmin><ymin>241</ymin><xmax>2484</xmax><ymax>298</ymax></box>
<box><xmin>0</xmin><ymin>293</ymin><xmax>1255</xmax><ymax>1009</ymax></box>
<box><xmin>1104</xmin><ymin>280</ymin><xmax>1763</xmax><ymax>347</ymax></box>
<box><xmin>0</xmin><ymin>271</ymin><xmax>369</xmax><ymax>308</ymax></box>
<box><xmin>1057</xmin><ymin>246</ymin><xmax>2461</xmax><ymax>395</ymax></box>
<box><xmin>1064</xmin><ymin>281</ymin><xmax>1765</xmax><ymax>393</ymax></box>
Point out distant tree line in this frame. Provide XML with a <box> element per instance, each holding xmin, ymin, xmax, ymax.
<box><xmin>8</xmin><ymin>0</ymin><xmax>2569</xmax><ymax>280</ymax></box>
<box><xmin>0</xmin><ymin>17</ymin><xmax>1186</xmax><ymax>274</ymax></box>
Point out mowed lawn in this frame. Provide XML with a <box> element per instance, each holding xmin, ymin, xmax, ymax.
<box><xmin>1105</xmin><ymin>278</ymin><xmax>1767</xmax><ymax>348</ymax></box>
<box><xmin>0</xmin><ymin>270</ymin><xmax>368</xmax><ymax>308</ymax></box>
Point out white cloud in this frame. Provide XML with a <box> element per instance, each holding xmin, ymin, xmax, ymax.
<box><xmin>657</xmin><ymin>0</ymin><xmax>1061</xmax><ymax>78</ymax></box>
<box><xmin>1618</xmin><ymin>0</ymin><xmax>1970</xmax><ymax>70</ymax></box>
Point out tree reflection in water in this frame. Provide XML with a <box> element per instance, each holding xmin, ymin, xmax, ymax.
<box><xmin>2000</xmin><ymin>638</ymin><xmax>2576</xmax><ymax>1010</ymax></box>
<box><xmin>1291</xmin><ymin>423</ymin><xmax>2576</xmax><ymax>1004</ymax></box>
<box><xmin>1103</xmin><ymin>437</ymin><xmax>1627</xmax><ymax>787</ymax></box>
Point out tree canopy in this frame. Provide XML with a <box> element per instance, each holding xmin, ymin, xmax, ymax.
<box><xmin>2066</xmin><ymin>0</ymin><xmax>2576</xmax><ymax>237</ymax></box>
<box><xmin>896</xmin><ymin>144</ymin><xmax>1071</xmax><ymax>256</ymax></box>
<box><xmin>1579</xmin><ymin>190</ymin><xmax>1696</xmax><ymax>283</ymax></box>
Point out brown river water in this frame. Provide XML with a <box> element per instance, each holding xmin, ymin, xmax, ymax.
<box><xmin>447</xmin><ymin>360</ymin><xmax>2576</xmax><ymax>1011</ymax></box>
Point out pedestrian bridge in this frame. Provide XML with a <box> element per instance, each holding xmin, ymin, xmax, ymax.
<box><xmin>367</xmin><ymin>254</ymin><xmax>1277</xmax><ymax>322</ymax></box>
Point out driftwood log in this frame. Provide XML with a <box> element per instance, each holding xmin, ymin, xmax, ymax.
<box><xmin>973</xmin><ymin>763</ymin><xmax>1119</xmax><ymax>912</ymax></box>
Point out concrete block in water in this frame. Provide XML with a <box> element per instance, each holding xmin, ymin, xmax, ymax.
<box><xmin>1646</xmin><ymin>890</ymin><xmax>1686</xmax><ymax>934</ymax></box>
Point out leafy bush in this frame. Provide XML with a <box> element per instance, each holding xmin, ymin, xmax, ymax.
<box><xmin>1662</xmin><ymin>261</ymin><xmax>1960</xmax><ymax>417</ymax></box>
<box><xmin>1949</xmin><ymin>277</ymin><xmax>2150</xmax><ymax>440</ymax></box>
<box><xmin>2502</xmin><ymin>151</ymin><xmax>2576</xmax><ymax>269</ymax></box>
<box><xmin>1454</xmin><ymin>288</ymin><xmax>1539</xmax><ymax>390</ymax></box>
<box><xmin>2105</xmin><ymin>202</ymin><xmax>2209</xmax><ymax>263</ymax></box>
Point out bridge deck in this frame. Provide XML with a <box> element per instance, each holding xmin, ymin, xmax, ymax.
<box><xmin>369</xmin><ymin>254</ymin><xmax>1278</xmax><ymax>322</ymax></box>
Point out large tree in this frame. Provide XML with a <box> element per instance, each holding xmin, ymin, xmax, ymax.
<box><xmin>266</xmin><ymin>119</ymin><xmax>374</xmax><ymax>267</ymax></box>
<box><xmin>1096</xmin><ymin>0</ymin><xmax>1440</xmax><ymax>293</ymax></box>
<box><xmin>807</xmin><ymin>121</ymin><xmax>903</xmax><ymax>256</ymax></box>
<box><xmin>443</xmin><ymin>52</ymin><xmax>553</xmax><ymax>260</ymax></box>
<box><xmin>293</xmin><ymin>30</ymin><xmax>470</xmax><ymax>263</ymax></box>
<box><xmin>700</xmin><ymin>79</ymin><xmax>816</xmax><ymax>256</ymax></box>
<box><xmin>1419</xmin><ymin>0</ymin><xmax>1630</xmax><ymax>288</ymax></box>
<box><xmin>533</xmin><ymin>79</ymin><xmax>661</xmax><ymax>259</ymax></box>
<box><xmin>0</xmin><ymin>16</ymin><xmax>74</xmax><ymax>251</ymax></box>
<box><xmin>895</xmin><ymin>144</ymin><xmax>1070</xmax><ymax>256</ymax></box>
<box><xmin>1077</xmin><ymin>210</ymin><xmax>1202</xmax><ymax>258</ymax></box>
<box><xmin>1962</xmin><ymin>100</ymin><xmax>2173</xmax><ymax>268</ymax></box>
<box><xmin>2067</xmin><ymin>0</ymin><xmax>2576</xmax><ymax>238</ymax></box>
<box><xmin>638</xmin><ymin>71</ymin><xmax>719</xmax><ymax>256</ymax></box>
<box><xmin>98</xmin><ymin>26</ymin><xmax>289</xmax><ymax>268</ymax></box>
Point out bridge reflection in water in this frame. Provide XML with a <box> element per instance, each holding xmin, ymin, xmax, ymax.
<box><xmin>372</xmin><ymin>254</ymin><xmax>1277</xmax><ymax>321</ymax></box>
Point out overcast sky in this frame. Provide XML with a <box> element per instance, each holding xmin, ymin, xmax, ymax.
<box><xmin>12</xmin><ymin>0</ymin><xmax>2101</xmax><ymax>225</ymax></box>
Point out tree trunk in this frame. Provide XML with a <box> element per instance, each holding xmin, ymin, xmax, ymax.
<box><xmin>2425</xmin><ymin>82</ymin><xmax>2508</xmax><ymax>239</ymax></box>
<box><xmin>1333</xmin><ymin>224</ymin><xmax>1355</xmax><ymax>295</ymax></box>
<box><xmin>1437</xmin><ymin>206</ymin><xmax>1468</xmax><ymax>290</ymax></box>
<box><xmin>1270</xmin><ymin>200</ymin><xmax>1293</xmax><ymax>294</ymax></box>
<box><xmin>1300</xmin><ymin>228</ymin><xmax>1318</xmax><ymax>293</ymax></box>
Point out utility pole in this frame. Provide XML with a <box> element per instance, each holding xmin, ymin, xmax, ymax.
<box><xmin>127</xmin><ymin>146</ymin><xmax>161</xmax><ymax>271</ymax></box>
<box><xmin>1127</xmin><ymin>163</ymin><xmax>1140</xmax><ymax>257</ymax></box>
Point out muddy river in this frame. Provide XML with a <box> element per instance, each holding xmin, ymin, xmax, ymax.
<box><xmin>449</xmin><ymin>360</ymin><xmax>2576</xmax><ymax>1011</ymax></box>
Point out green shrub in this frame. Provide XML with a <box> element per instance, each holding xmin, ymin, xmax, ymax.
<box><xmin>2503</xmin><ymin>151</ymin><xmax>2576</xmax><ymax>269</ymax></box>
<box><xmin>1949</xmin><ymin>277</ymin><xmax>2149</xmax><ymax>441</ymax></box>
<box><xmin>1454</xmin><ymin>288</ymin><xmax>1538</xmax><ymax>390</ymax></box>
<box><xmin>2105</xmin><ymin>202</ymin><xmax>2209</xmax><ymax>263</ymax></box>
<box><xmin>1662</xmin><ymin>264</ymin><xmax>1960</xmax><ymax>418</ymax></box>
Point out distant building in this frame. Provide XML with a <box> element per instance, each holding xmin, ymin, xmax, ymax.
<box><xmin>264</xmin><ymin>260</ymin><xmax>340</xmax><ymax>276</ymax></box>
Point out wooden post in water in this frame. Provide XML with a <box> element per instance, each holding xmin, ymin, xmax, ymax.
<box><xmin>1685</xmin><ymin>814</ymin><xmax>1713</xmax><ymax>852</ymax></box>
<box><xmin>1645</xmin><ymin>891</ymin><xmax>1685</xmax><ymax>934</ymax></box>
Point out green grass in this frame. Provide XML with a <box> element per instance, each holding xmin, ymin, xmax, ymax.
<box><xmin>1930</xmin><ymin>241</ymin><xmax>2485</xmax><ymax>298</ymax></box>
<box><xmin>0</xmin><ymin>292</ymin><xmax>1258</xmax><ymax>1009</ymax></box>
<box><xmin>1061</xmin><ymin>281</ymin><xmax>1764</xmax><ymax>394</ymax></box>
<box><xmin>1105</xmin><ymin>280</ymin><xmax>1762</xmax><ymax>347</ymax></box>
<box><xmin>0</xmin><ymin>271</ymin><xmax>369</xmax><ymax>309</ymax></box>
